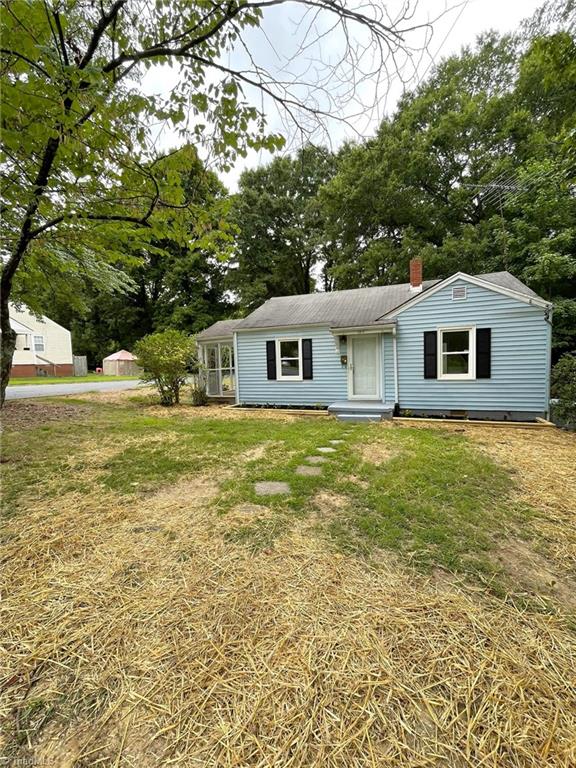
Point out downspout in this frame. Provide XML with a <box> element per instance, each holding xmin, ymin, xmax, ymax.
<box><xmin>544</xmin><ymin>304</ymin><xmax>553</xmax><ymax>420</ymax></box>
<box><xmin>233</xmin><ymin>331</ymin><xmax>240</xmax><ymax>405</ymax></box>
<box><xmin>393</xmin><ymin>327</ymin><xmax>399</xmax><ymax>413</ymax></box>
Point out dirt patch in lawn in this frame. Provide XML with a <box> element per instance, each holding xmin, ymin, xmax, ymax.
<box><xmin>241</xmin><ymin>439</ymin><xmax>284</xmax><ymax>462</ymax></box>
<box><xmin>358</xmin><ymin>441</ymin><xmax>395</xmax><ymax>464</ymax></box>
<box><xmin>71</xmin><ymin>390</ymin><xmax>305</xmax><ymax>422</ymax></box>
<box><xmin>1</xmin><ymin>400</ymin><xmax>92</xmax><ymax>431</ymax></box>
<box><xmin>2</xmin><ymin>479</ymin><xmax>575</xmax><ymax>767</ymax></box>
<box><xmin>64</xmin><ymin>385</ymin><xmax>152</xmax><ymax>404</ymax></box>
<box><xmin>312</xmin><ymin>490</ymin><xmax>351</xmax><ymax>518</ymax></box>
<box><xmin>495</xmin><ymin>537</ymin><xmax>576</xmax><ymax>611</ymax></box>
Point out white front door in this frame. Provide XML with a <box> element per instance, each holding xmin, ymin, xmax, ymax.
<box><xmin>349</xmin><ymin>335</ymin><xmax>380</xmax><ymax>400</ymax></box>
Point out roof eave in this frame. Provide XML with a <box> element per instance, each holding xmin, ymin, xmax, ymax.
<box><xmin>330</xmin><ymin>322</ymin><xmax>397</xmax><ymax>334</ymax></box>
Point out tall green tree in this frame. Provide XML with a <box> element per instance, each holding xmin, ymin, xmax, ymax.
<box><xmin>47</xmin><ymin>147</ymin><xmax>235</xmax><ymax>367</ymax></box>
<box><xmin>229</xmin><ymin>145</ymin><xmax>338</xmax><ymax>310</ymax></box>
<box><xmin>320</xmin><ymin>17</ymin><xmax>576</xmax><ymax>354</ymax></box>
<box><xmin>1</xmin><ymin>0</ymin><xmax>423</xmax><ymax>404</ymax></box>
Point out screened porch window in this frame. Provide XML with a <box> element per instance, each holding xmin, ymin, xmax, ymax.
<box><xmin>205</xmin><ymin>343</ymin><xmax>235</xmax><ymax>396</ymax></box>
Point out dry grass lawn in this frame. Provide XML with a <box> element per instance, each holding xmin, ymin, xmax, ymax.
<box><xmin>1</xmin><ymin>397</ymin><xmax>575</xmax><ymax>767</ymax></box>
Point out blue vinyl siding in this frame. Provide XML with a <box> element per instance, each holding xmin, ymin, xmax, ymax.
<box><xmin>236</xmin><ymin>326</ymin><xmax>348</xmax><ymax>406</ymax></box>
<box><xmin>395</xmin><ymin>279</ymin><xmax>551</xmax><ymax>414</ymax></box>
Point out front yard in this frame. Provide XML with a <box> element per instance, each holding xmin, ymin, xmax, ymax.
<box><xmin>1</xmin><ymin>394</ymin><xmax>575</xmax><ymax>766</ymax></box>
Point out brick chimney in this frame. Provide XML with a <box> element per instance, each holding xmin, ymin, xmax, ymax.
<box><xmin>409</xmin><ymin>258</ymin><xmax>423</xmax><ymax>293</ymax></box>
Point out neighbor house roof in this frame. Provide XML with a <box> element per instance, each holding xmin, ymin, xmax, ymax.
<box><xmin>198</xmin><ymin>272</ymin><xmax>540</xmax><ymax>336</ymax></box>
<box><xmin>103</xmin><ymin>349</ymin><xmax>137</xmax><ymax>361</ymax></box>
<box><xmin>196</xmin><ymin>319</ymin><xmax>244</xmax><ymax>341</ymax></box>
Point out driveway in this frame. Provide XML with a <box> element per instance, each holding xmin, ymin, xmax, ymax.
<box><xmin>5</xmin><ymin>379</ymin><xmax>145</xmax><ymax>400</ymax></box>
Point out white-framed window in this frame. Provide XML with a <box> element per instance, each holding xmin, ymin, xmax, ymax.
<box><xmin>205</xmin><ymin>343</ymin><xmax>235</xmax><ymax>395</ymax></box>
<box><xmin>33</xmin><ymin>335</ymin><xmax>45</xmax><ymax>353</ymax></box>
<box><xmin>438</xmin><ymin>326</ymin><xmax>475</xmax><ymax>380</ymax></box>
<box><xmin>276</xmin><ymin>338</ymin><xmax>302</xmax><ymax>380</ymax></box>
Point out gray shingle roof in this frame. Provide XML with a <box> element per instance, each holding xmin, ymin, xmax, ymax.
<box><xmin>235</xmin><ymin>280</ymin><xmax>440</xmax><ymax>330</ymax></box>
<box><xmin>196</xmin><ymin>319</ymin><xmax>244</xmax><ymax>341</ymax></box>
<box><xmin>198</xmin><ymin>272</ymin><xmax>541</xmax><ymax>336</ymax></box>
<box><xmin>473</xmin><ymin>271</ymin><xmax>539</xmax><ymax>297</ymax></box>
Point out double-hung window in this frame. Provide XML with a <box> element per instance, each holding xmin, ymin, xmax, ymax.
<box><xmin>438</xmin><ymin>327</ymin><xmax>475</xmax><ymax>380</ymax></box>
<box><xmin>33</xmin><ymin>335</ymin><xmax>45</xmax><ymax>353</ymax></box>
<box><xmin>276</xmin><ymin>339</ymin><xmax>302</xmax><ymax>380</ymax></box>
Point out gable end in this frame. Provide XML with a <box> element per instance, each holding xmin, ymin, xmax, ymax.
<box><xmin>382</xmin><ymin>273</ymin><xmax>550</xmax><ymax>319</ymax></box>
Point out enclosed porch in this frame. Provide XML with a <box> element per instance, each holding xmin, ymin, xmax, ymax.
<box><xmin>196</xmin><ymin>319</ymin><xmax>244</xmax><ymax>401</ymax></box>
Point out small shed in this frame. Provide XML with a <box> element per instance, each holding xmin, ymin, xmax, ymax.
<box><xmin>102</xmin><ymin>350</ymin><xmax>141</xmax><ymax>376</ymax></box>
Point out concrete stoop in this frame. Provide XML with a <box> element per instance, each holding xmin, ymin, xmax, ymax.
<box><xmin>327</xmin><ymin>400</ymin><xmax>394</xmax><ymax>423</ymax></box>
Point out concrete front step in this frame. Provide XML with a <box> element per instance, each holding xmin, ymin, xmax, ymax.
<box><xmin>328</xmin><ymin>400</ymin><xmax>394</xmax><ymax>422</ymax></box>
<box><xmin>336</xmin><ymin>413</ymin><xmax>387</xmax><ymax>423</ymax></box>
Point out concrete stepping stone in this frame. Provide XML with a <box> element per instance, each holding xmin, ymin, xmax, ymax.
<box><xmin>305</xmin><ymin>456</ymin><xmax>327</xmax><ymax>464</ymax></box>
<box><xmin>255</xmin><ymin>481</ymin><xmax>290</xmax><ymax>496</ymax></box>
<box><xmin>329</xmin><ymin>439</ymin><xmax>345</xmax><ymax>444</ymax></box>
<box><xmin>316</xmin><ymin>447</ymin><xmax>336</xmax><ymax>453</ymax></box>
<box><xmin>296</xmin><ymin>465</ymin><xmax>322</xmax><ymax>477</ymax></box>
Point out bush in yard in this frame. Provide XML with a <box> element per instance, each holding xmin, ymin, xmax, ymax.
<box><xmin>551</xmin><ymin>354</ymin><xmax>576</xmax><ymax>427</ymax></box>
<box><xmin>190</xmin><ymin>383</ymin><xmax>209</xmax><ymax>407</ymax></box>
<box><xmin>134</xmin><ymin>331</ymin><xmax>197</xmax><ymax>406</ymax></box>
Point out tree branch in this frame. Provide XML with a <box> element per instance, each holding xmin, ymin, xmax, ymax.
<box><xmin>0</xmin><ymin>48</ymin><xmax>50</xmax><ymax>77</ymax></box>
<box><xmin>79</xmin><ymin>0</ymin><xmax>127</xmax><ymax>69</ymax></box>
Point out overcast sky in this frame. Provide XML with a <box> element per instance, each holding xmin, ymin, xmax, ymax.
<box><xmin>142</xmin><ymin>0</ymin><xmax>543</xmax><ymax>191</ymax></box>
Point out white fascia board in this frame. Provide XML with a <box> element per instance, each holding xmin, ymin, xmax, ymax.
<box><xmin>10</xmin><ymin>318</ymin><xmax>34</xmax><ymax>333</ymax></box>
<box><xmin>235</xmin><ymin>322</ymin><xmax>328</xmax><ymax>333</ymax></box>
<box><xmin>383</xmin><ymin>273</ymin><xmax>551</xmax><ymax>318</ymax></box>
<box><xmin>330</xmin><ymin>324</ymin><xmax>396</xmax><ymax>335</ymax></box>
<box><xmin>196</xmin><ymin>336</ymin><xmax>235</xmax><ymax>344</ymax></box>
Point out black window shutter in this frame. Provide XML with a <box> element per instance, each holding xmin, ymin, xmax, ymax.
<box><xmin>266</xmin><ymin>340</ymin><xmax>277</xmax><ymax>380</ymax></box>
<box><xmin>424</xmin><ymin>331</ymin><xmax>437</xmax><ymax>379</ymax></box>
<box><xmin>302</xmin><ymin>339</ymin><xmax>313</xmax><ymax>380</ymax></box>
<box><xmin>476</xmin><ymin>328</ymin><xmax>491</xmax><ymax>379</ymax></box>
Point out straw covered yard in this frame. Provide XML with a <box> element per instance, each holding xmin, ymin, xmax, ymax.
<box><xmin>1</xmin><ymin>396</ymin><xmax>575</xmax><ymax>767</ymax></box>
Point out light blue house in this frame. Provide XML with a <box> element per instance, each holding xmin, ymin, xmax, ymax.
<box><xmin>196</xmin><ymin>261</ymin><xmax>552</xmax><ymax>421</ymax></box>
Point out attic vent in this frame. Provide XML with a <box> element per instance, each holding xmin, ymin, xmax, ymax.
<box><xmin>452</xmin><ymin>285</ymin><xmax>467</xmax><ymax>301</ymax></box>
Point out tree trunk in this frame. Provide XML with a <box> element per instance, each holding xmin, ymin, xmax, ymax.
<box><xmin>0</xmin><ymin>292</ymin><xmax>16</xmax><ymax>407</ymax></box>
<box><xmin>0</xmin><ymin>135</ymin><xmax>61</xmax><ymax>407</ymax></box>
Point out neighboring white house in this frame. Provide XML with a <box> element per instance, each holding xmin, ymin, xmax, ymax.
<box><xmin>10</xmin><ymin>304</ymin><xmax>74</xmax><ymax>377</ymax></box>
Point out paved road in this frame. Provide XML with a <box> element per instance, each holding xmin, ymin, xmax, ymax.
<box><xmin>5</xmin><ymin>380</ymin><xmax>145</xmax><ymax>400</ymax></box>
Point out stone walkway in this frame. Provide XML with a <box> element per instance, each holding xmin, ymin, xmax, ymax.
<box><xmin>253</xmin><ymin>431</ymin><xmax>351</xmax><ymax>497</ymax></box>
<box><xmin>255</xmin><ymin>481</ymin><xmax>291</xmax><ymax>496</ymax></box>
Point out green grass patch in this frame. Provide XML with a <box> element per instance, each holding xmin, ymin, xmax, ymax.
<box><xmin>336</xmin><ymin>427</ymin><xmax>524</xmax><ymax>575</ymax></box>
<box><xmin>8</xmin><ymin>374</ymin><xmax>139</xmax><ymax>386</ymax></box>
